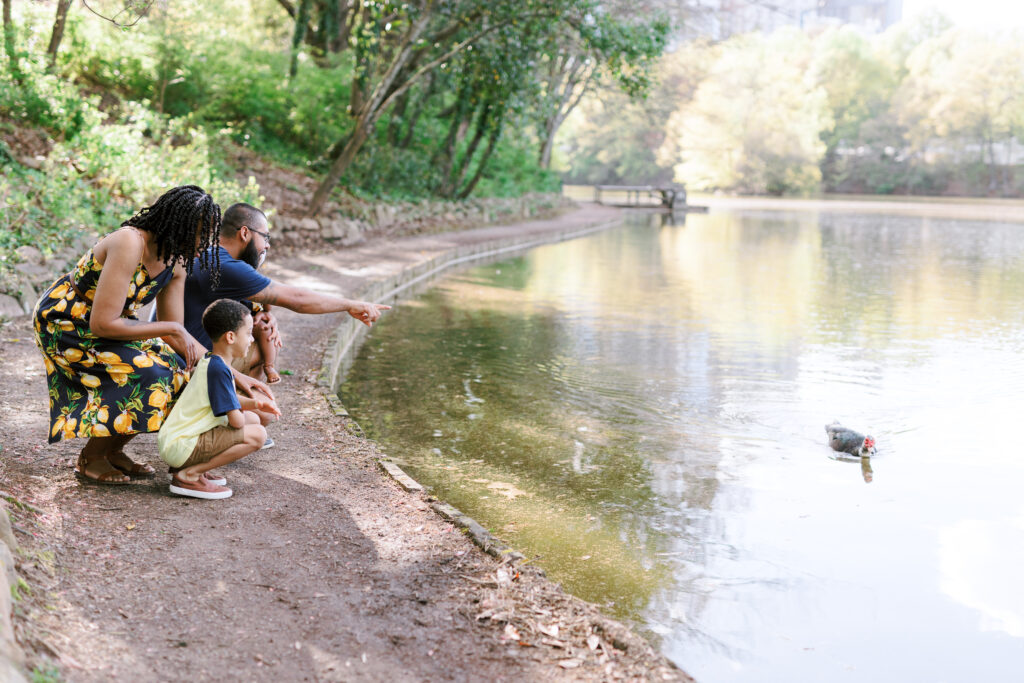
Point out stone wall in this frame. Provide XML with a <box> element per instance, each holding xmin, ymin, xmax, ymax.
<box><xmin>0</xmin><ymin>194</ymin><xmax>574</xmax><ymax>322</ymax></box>
<box><xmin>0</xmin><ymin>502</ymin><xmax>28</xmax><ymax>682</ymax></box>
<box><xmin>0</xmin><ymin>231</ymin><xmax>97</xmax><ymax>321</ymax></box>
<box><xmin>273</xmin><ymin>193</ymin><xmax>574</xmax><ymax>249</ymax></box>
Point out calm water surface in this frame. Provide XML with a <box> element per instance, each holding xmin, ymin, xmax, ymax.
<box><xmin>341</xmin><ymin>211</ymin><xmax>1024</xmax><ymax>681</ymax></box>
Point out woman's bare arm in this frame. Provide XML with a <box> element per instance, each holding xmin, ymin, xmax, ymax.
<box><xmin>154</xmin><ymin>265</ymin><xmax>206</xmax><ymax>368</ymax></box>
<box><xmin>89</xmin><ymin>230</ymin><xmax>183</xmax><ymax>341</ymax></box>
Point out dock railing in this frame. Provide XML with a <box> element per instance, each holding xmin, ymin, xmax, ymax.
<box><xmin>593</xmin><ymin>184</ymin><xmax>688</xmax><ymax>210</ymax></box>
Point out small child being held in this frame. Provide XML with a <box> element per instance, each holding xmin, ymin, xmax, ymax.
<box><xmin>158</xmin><ymin>299</ymin><xmax>281</xmax><ymax>499</ymax></box>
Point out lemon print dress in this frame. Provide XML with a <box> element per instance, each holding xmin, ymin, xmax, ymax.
<box><xmin>33</xmin><ymin>249</ymin><xmax>189</xmax><ymax>443</ymax></box>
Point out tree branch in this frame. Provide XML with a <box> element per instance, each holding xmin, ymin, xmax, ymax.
<box><xmin>80</xmin><ymin>0</ymin><xmax>153</xmax><ymax>27</ymax></box>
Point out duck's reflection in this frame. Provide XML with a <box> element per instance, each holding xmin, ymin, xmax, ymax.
<box><xmin>861</xmin><ymin>455</ymin><xmax>873</xmax><ymax>483</ymax></box>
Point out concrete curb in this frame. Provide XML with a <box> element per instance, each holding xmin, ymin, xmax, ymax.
<box><xmin>429</xmin><ymin>502</ymin><xmax>525</xmax><ymax>564</ymax></box>
<box><xmin>314</xmin><ymin>211</ymin><xmax>623</xmax><ymax>566</ymax></box>
<box><xmin>0</xmin><ymin>501</ymin><xmax>29</xmax><ymax>683</ymax></box>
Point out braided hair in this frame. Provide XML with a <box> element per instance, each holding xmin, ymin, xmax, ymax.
<box><xmin>121</xmin><ymin>185</ymin><xmax>222</xmax><ymax>286</ymax></box>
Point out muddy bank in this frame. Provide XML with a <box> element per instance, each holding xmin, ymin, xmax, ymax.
<box><xmin>0</xmin><ymin>204</ymin><xmax>691</xmax><ymax>681</ymax></box>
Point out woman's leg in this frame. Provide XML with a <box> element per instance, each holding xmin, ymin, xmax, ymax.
<box><xmin>77</xmin><ymin>436</ymin><xmax>131</xmax><ymax>483</ymax></box>
<box><xmin>105</xmin><ymin>434</ymin><xmax>155</xmax><ymax>477</ymax></box>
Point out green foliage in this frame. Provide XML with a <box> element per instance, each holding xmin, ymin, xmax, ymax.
<box><xmin>1</xmin><ymin>0</ymin><xmax>666</xmax><ymax>250</ymax></box>
<box><xmin>0</xmin><ymin>47</ymin><xmax>260</xmax><ymax>270</ymax></box>
<box><xmin>472</xmin><ymin>136</ymin><xmax>563</xmax><ymax>197</ymax></box>
<box><xmin>30</xmin><ymin>664</ymin><xmax>63</xmax><ymax>683</ymax></box>
<box><xmin>564</xmin><ymin>13</ymin><xmax>1024</xmax><ymax>197</ymax></box>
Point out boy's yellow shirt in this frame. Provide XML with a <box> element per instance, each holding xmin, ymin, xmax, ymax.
<box><xmin>157</xmin><ymin>356</ymin><xmax>230</xmax><ymax>467</ymax></box>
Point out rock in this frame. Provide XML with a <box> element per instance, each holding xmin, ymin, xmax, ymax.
<box><xmin>0</xmin><ymin>503</ymin><xmax>15</xmax><ymax>554</ymax></box>
<box><xmin>374</xmin><ymin>204</ymin><xmax>395</xmax><ymax>228</ymax></box>
<box><xmin>321</xmin><ymin>219</ymin><xmax>348</xmax><ymax>241</ymax></box>
<box><xmin>17</xmin><ymin>283</ymin><xmax>38</xmax><ymax>315</ymax></box>
<box><xmin>0</xmin><ymin>542</ymin><xmax>15</xmax><ymax>594</ymax></box>
<box><xmin>274</xmin><ymin>216</ymin><xmax>320</xmax><ymax>234</ymax></box>
<box><xmin>13</xmin><ymin>246</ymin><xmax>42</xmax><ymax>265</ymax></box>
<box><xmin>340</xmin><ymin>220</ymin><xmax>366</xmax><ymax>246</ymax></box>
<box><xmin>13</xmin><ymin>262</ymin><xmax>46</xmax><ymax>279</ymax></box>
<box><xmin>0</xmin><ymin>295</ymin><xmax>22</xmax><ymax>321</ymax></box>
<box><xmin>17</xmin><ymin>155</ymin><xmax>42</xmax><ymax>170</ymax></box>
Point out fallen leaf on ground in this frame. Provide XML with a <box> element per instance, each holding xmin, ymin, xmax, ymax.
<box><xmin>495</xmin><ymin>567</ymin><xmax>512</xmax><ymax>587</ymax></box>
<box><xmin>587</xmin><ymin>634</ymin><xmax>601</xmax><ymax>650</ymax></box>
<box><xmin>538</xmin><ymin>623</ymin><xmax>559</xmax><ymax>638</ymax></box>
<box><xmin>558</xmin><ymin>659</ymin><xmax>582</xmax><ymax>669</ymax></box>
<box><xmin>503</xmin><ymin>624</ymin><xmax>520</xmax><ymax>641</ymax></box>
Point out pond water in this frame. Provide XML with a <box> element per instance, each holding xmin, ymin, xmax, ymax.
<box><xmin>340</xmin><ymin>210</ymin><xmax>1024</xmax><ymax>681</ymax></box>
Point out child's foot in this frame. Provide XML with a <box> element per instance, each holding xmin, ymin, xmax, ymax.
<box><xmin>263</xmin><ymin>363</ymin><xmax>281</xmax><ymax>384</ymax></box>
<box><xmin>203</xmin><ymin>470</ymin><xmax>227</xmax><ymax>486</ymax></box>
<box><xmin>169</xmin><ymin>475</ymin><xmax>232</xmax><ymax>500</ymax></box>
<box><xmin>167</xmin><ymin>467</ymin><xmax>226</xmax><ymax>486</ymax></box>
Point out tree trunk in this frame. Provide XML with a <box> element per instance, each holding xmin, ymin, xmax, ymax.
<box><xmin>338</xmin><ymin>0</ymin><xmax>356</xmax><ymax>52</ymax></box>
<box><xmin>433</xmin><ymin>88</ymin><xmax>472</xmax><ymax>194</ymax></box>
<box><xmin>457</xmin><ymin>121</ymin><xmax>503</xmax><ymax>199</ymax></box>
<box><xmin>307</xmin><ymin>9</ymin><xmax>514</xmax><ymax>215</ymax></box>
<box><xmin>330</xmin><ymin>0</ymin><xmax>350</xmax><ymax>52</ymax></box>
<box><xmin>398</xmin><ymin>73</ymin><xmax>435</xmax><ymax>148</ymax></box>
<box><xmin>289</xmin><ymin>0</ymin><xmax>312</xmax><ymax>78</ymax></box>
<box><xmin>2</xmin><ymin>0</ymin><xmax>19</xmax><ymax>81</ymax></box>
<box><xmin>538</xmin><ymin>59</ymin><xmax>592</xmax><ymax>169</ymax></box>
<box><xmin>348</xmin><ymin>5</ymin><xmax>371</xmax><ymax>113</ymax></box>
<box><xmin>46</xmin><ymin>0</ymin><xmax>73</xmax><ymax>67</ymax></box>
<box><xmin>538</xmin><ymin>117</ymin><xmax>558</xmax><ymax>170</ymax></box>
<box><xmin>386</xmin><ymin>89</ymin><xmax>410</xmax><ymax>145</ymax></box>
<box><xmin>308</xmin><ymin>10</ymin><xmax>433</xmax><ymax>215</ymax></box>
<box><xmin>448</xmin><ymin>101</ymin><xmax>493</xmax><ymax>196</ymax></box>
<box><xmin>308</xmin><ymin>116</ymin><xmax>373</xmax><ymax>215</ymax></box>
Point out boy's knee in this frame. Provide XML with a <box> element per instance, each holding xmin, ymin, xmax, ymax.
<box><xmin>244</xmin><ymin>424</ymin><xmax>267</xmax><ymax>449</ymax></box>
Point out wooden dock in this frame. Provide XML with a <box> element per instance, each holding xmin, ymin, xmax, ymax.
<box><xmin>593</xmin><ymin>184</ymin><xmax>708</xmax><ymax>212</ymax></box>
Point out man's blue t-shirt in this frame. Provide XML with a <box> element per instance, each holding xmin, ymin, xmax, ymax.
<box><xmin>207</xmin><ymin>354</ymin><xmax>241</xmax><ymax>417</ymax></box>
<box><xmin>184</xmin><ymin>246</ymin><xmax>270</xmax><ymax>349</ymax></box>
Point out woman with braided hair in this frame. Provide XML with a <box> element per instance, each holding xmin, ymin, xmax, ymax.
<box><xmin>33</xmin><ymin>185</ymin><xmax>220</xmax><ymax>484</ymax></box>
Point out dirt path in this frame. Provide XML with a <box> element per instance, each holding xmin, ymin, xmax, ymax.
<box><xmin>1</xmin><ymin>205</ymin><xmax>690</xmax><ymax>682</ymax></box>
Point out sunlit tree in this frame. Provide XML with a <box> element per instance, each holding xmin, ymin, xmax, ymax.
<box><xmin>659</xmin><ymin>29</ymin><xmax>830</xmax><ymax>195</ymax></box>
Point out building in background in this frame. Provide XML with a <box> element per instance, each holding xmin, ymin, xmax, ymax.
<box><xmin>686</xmin><ymin>0</ymin><xmax>903</xmax><ymax>39</ymax></box>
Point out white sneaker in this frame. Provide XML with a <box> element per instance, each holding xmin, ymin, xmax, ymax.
<box><xmin>169</xmin><ymin>476</ymin><xmax>233</xmax><ymax>500</ymax></box>
<box><xmin>261</xmin><ymin>436</ymin><xmax>275</xmax><ymax>450</ymax></box>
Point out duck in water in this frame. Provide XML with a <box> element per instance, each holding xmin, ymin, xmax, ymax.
<box><xmin>825</xmin><ymin>422</ymin><xmax>876</xmax><ymax>457</ymax></box>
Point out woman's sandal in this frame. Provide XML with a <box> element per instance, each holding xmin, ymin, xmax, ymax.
<box><xmin>263</xmin><ymin>363</ymin><xmax>281</xmax><ymax>384</ymax></box>
<box><xmin>74</xmin><ymin>456</ymin><xmax>131</xmax><ymax>486</ymax></box>
<box><xmin>107</xmin><ymin>450</ymin><xmax>156</xmax><ymax>479</ymax></box>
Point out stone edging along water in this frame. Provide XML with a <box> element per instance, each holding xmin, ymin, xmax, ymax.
<box><xmin>0</xmin><ymin>500</ymin><xmax>29</xmax><ymax>683</ymax></box>
<box><xmin>314</xmin><ymin>214</ymin><xmax>625</xmax><ymax>564</ymax></box>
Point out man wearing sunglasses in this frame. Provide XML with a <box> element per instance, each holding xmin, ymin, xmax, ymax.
<box><xmin>176</xmin><ymin>202</ymin><xmax>389</xmax><ymax>398</ymax></box>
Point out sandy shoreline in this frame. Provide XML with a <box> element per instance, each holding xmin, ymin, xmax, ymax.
<box><xmin>0</xmin><ymin>203</ymin><xmax>691</xmax><ymax>681</ymax></box>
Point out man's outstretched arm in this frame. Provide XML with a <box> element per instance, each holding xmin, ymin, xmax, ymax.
<box><xmin>249</xmin><ymin>281</ymin><xmax>390</xmax><ymax>326</ymax></box>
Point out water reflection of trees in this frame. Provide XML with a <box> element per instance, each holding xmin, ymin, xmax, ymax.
<box><xmin>342</xmin><ymin>281</ymin><xmax>677</xmax><ymax>617</ymax></box>
<box><xmin>342</xmin><ymin>209</ymin><xmax>1024</xmax><ymax>640</ymax></box>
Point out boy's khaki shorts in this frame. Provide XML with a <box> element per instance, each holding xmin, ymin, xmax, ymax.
<box><xmin>180</xmin><ymin>426</ymin><xmax>246</xmax><ymax>467</ymax></box>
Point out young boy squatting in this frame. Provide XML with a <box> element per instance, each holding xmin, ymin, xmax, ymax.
<box><xmin>158</xmin><ymin>299</ymin><xmax>281</xmax><ymax>499</ymax></box>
